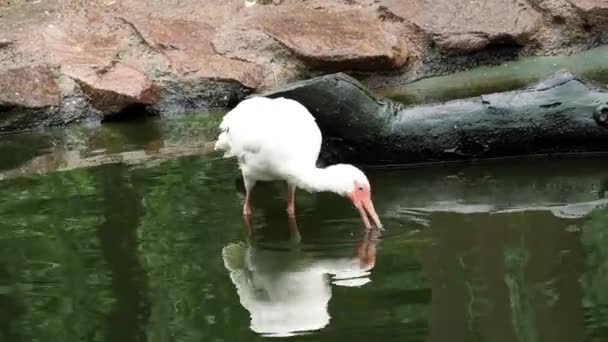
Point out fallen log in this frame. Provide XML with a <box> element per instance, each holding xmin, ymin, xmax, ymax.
<box><xmin>260</xmin><ymin>71</ymin><xmax>608</xmax><ymax>165</ymax></box>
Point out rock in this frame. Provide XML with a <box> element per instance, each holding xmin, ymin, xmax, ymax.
<box><xmin>0</xmin><ymin>65</ymin><xmax>93</xmax><ymax>132</ymax></box>
<box><xmin>123</xmin><ymin>15</ymin><xmax>264</xmax><ymax>89</ymax></box>
<box><xmin>0</xmin><ymin>0</ymin><xmax>607</xmax><ymax>133</ymax></box>
<box><xmin>115</xmin><ymin>0</ymin><xmax>245</xmax><ymax>28</ymax></box>
<box><xmin>122</xmin><ymin>16</ymin><xmax>216</xmax><ymax>54</ymax></box>
<box><xmin>42</xmin><ymin>18</ymin><xmax>131</xmax><ymax>77</ymax></box>
<box><xmin>63</xmin><ymin>63</ymin><xmax>160</xmax><ymax>117</ymax></box>
<box><xmin>167</xmin><ymin>53</ymin><xmax>264</xmax><ymax>90</ymax></box>
<box><xmin>0</xmin><ymin>65</ymin><xmax>60</xmax><ymax>108</ymax></box>
<box><xmin>152</xmin><ymin>78</ymin><xmax>251</xmax><ymax>117</ymax></box>
<box><xmin>568</xmin><ymin>0</ymin><xmax>608</xmax><ymax>26</ymax></box>
<box><xmin>528</xmin><ymin>0</ymin><xmax>578</xmax><ymax>23</ymax></box>
<box><xmin>261</xmin><ymin>72</ymin><xmax>608</xmax><ymax>165</ymax></box>
<box><xmin>37</xmin><ymin>19</ymin><xmax>165</xmax><ymax>118</ymax></box>
<box><xmin>215</xmin><ymin>4</ymin><xmax>408</xmax><ymax>71</ymax></box>
<box><xmin>118</xmin><ymin>14</ymin><xmax>263</xmax><ymax>114</ymax></box>
<box><xmin>377</xmin><ymin>0</ymin><xmax>542</xmax><ymax>53</ymax></box>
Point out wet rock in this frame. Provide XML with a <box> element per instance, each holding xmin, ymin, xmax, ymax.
<box><xmin>261</xmin><ymin>72</ymin><xmax>608</xmax><ymax>165</ymax></box>
<box><xmin>63</xmin><ymin>63</ymin><xmax>159</xmax><ymax>117</ymax></box>
<box><xmin>377</xmin><ymin>0</ymin><xmax>542</xmax><ymax>53</ymax></box>
<box><xmin>0</xmin><ymin>65</ymin><xmax>93</xmax><ymax>132</ymax></box>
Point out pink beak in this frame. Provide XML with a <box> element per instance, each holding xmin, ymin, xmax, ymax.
<box><xmin>355</xmin><ymin>198</ymin><xmax>383</xmax><ymax>230</ymax></box>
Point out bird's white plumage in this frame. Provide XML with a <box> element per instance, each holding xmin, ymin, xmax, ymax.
<box><xmin>215</xmin><ymin>96</ymin><xmax>323</xmax><ymax>186</ymax></box>
<box><xmin>216</xmin><ymin>96</ymin><xmax>383</xmax><ymax>229</ymax></box>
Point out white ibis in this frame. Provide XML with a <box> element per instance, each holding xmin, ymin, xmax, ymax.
<box><xmin>214</xmin><ymin>96</ymin><xmax>383</xmax><ymax>229</ymax></box>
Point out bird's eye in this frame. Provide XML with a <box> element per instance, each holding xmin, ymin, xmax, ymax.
<box><xmin>358</xmin><ymin>187</ymin><xmax>364</xmax><ymax>191</ymax></box>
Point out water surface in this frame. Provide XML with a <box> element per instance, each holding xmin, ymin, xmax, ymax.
<box><xmin>1</xmin><ymin>116</ymin><xmax>608</xmax><ymax>341</ymax></box>
<box><xmin>378</xmin><ymin>45</ymin><xmax>608</xmax><ymax>105</ymax></box>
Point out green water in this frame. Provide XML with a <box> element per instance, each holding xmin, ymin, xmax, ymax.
<box><xmin>1</xmin><ymin>116</ymin><xmax>608</xmax><ymax>341</ymax></box>
<box><xmin>378</xmin><ymin>45</ymin><xmax>608</xmax><ymax>105</ymax></box>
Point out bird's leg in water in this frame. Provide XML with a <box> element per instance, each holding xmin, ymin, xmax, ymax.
<box><xmin>243</xmin><ymin>193</ymin><xmax>253</xmax><ymax>216</ymax></box>
<box><xmin>242</xmin><ymin>177</ymin><xmax>255</xmax><ymax>216</ymax></box>
<box><xmin>356</xmin><ymin>228</ymin><xmax>381</xmax><ymax>269</ymax></box>
<box><xmin>286</xmin><ymin>183</ymin><xmax>296</xmax><ymax>216</ymax></box>
<box><xmin>287</xmin><ymin>214</ymin><xmax>302</xmax><ymax>244</ymax></box>
<box><xmin>242</xmin><ymin>214</ymin><xmax>253</xmax><ymax>237</ymax></box>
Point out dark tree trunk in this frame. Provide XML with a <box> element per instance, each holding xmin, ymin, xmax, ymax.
<box><xmin>260</xmin><ymin>72</ymin><xmax>608</xmax><ymax>165</ymax></box>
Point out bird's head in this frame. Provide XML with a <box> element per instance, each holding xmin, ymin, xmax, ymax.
<box><xmin>323</xmin><ymin>164</ymin><xmax>383</xmax><ymax>230</ymax></box>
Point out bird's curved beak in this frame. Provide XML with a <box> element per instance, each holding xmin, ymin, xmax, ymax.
<box><xmin>348</xmin><ymin>192</ymin><xmax>383</xmax><ymax>230</ymax></box>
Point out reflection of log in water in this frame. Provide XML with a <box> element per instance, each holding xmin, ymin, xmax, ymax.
<box><xmin>369</xmin><ymin>157</ymin><xmax>608</xmax><ymax>222</ymax></box>
<box><xmin>94</xmin><ymin>164</ymin><xmax>150</xmax><ymax>342</ymax></box>
<box><xmin>223</xmin><ymin>217</ymin><xmax>380</xmax><ymax>337</ymax></box>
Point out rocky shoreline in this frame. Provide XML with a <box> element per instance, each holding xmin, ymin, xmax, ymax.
<box><xmin>1</xmin><ymin>0</ymin><xmax>607</xmax><ymax>133</ymax></box>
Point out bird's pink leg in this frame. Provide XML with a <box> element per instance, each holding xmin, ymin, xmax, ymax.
<box><xmin>287</xmin><ymin>214</ymin><xmax>302</xmax><ymax>244</ymax></box>
<box><xmin>243</xmin><ymin>191</ymin><xmax>253</xmax><ymax>216</ymax></box>
<box><xmin>286</xmin><ymin>184</ymin><xmax>296</xmax><ymax>216</ymax></box>
<box><xmin>242</xmin><ymin>177</ymin><xmax>255</xmax><ymax>216</ymax></box>
<box><xmin>242</xmin><ymin>214</ymin><xmax>253</xmax><ymax>237</ymax></box>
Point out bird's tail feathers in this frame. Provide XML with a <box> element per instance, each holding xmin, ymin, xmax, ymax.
<box><xmin>214</xmin><ymin>132</ymin><xmax>235</xmax><ymax>158</ymax></box>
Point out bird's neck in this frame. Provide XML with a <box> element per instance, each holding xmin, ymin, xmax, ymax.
<box><xmin>291</xmin><ymin>167</ymin><xmax>342</xmax><ymax>194</ymax></box>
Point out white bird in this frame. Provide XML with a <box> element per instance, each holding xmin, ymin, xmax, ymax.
<box><xmin>214</xmin><ymin>96</ymin><xmax>382</xmax><ymax>229</ymax></box>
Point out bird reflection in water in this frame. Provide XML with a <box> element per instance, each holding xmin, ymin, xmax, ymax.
<box><xmin>222</xmin><ymin>215</ymin><xmax>381</xmax><ymax>337</ymax></box>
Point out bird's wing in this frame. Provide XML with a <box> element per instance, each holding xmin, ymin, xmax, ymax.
<box><xmin>214</xmin><ymin>97</ymin><xmax>322</xmax><ymax>169</ymax></box>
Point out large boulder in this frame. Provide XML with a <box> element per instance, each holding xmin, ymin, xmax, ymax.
<box><xmin>112</xmin><ymin>13</ymin><xmax>265</xmax><ymax>114</ymax></box>
<box><xmin>261</xmin><ymin>72</ymin><xmax>608</xmax><ymax>165</ymax></box>
<box><xmin>376</xmin><ymin>0</ymin><xmax>542</xmax><ymax>53</ymax></box>
<box><xmin>221</xmin><ymin>4</ymin><xmax>408</xmax><ymax>70</ymax></box>
<box><xmin>39</xmin><ymin>19</ymin><xmax>160</xmax><ymax>117</ymax></box>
